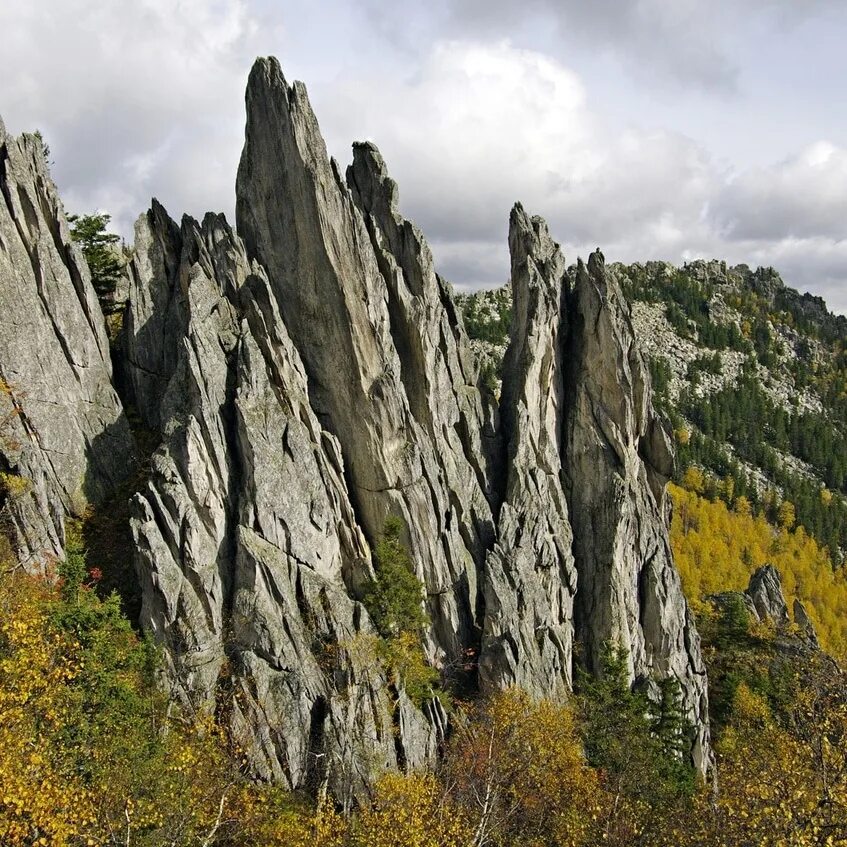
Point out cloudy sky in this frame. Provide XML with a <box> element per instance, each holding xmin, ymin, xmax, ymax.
<box><xmin>3</xmin><ymin>1</ymin><xmax>847</xmax><ymax>310</ymax></box>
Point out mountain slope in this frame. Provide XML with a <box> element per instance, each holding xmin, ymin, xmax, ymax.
<box><xmin>458</xmin><ymin>259</ymin><xmax>847</xmax><ymax>658</ymax></box>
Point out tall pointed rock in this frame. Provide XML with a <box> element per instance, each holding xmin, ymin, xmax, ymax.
<box><xmin>125</xmin><ymin>204</ymin><xmax>436</xmax><ymax>798</ymax></box>
<box><xmin>563</xmin><ymin>250</ymin><xmax>711</xmax><ymax>771</ymax></box>
<box><xmin>479</xmin><ymin>204</ymin><xmax>576</xmax><ymax>695</ymax></box>
<box><xmin>0</xmin><ymin>119</ymin><xmax>133</xmax><ymax>567</ymax></box>
<box><xmin>236</xmin><ymin>58</ymin><xmax>495</xmax><ymax>664</ymax></box>
<box><xmin>346</xmin><ymin>141</ymin><xmax>499</xmax><ymax>524</ymax></box>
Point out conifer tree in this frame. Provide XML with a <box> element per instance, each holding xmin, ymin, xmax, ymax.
<box><xmin>67</xmin><ymin>212</ymin><xmax>124</xmax><ymax>301</ymax></box>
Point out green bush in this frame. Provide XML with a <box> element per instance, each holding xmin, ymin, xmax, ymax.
<box><xmin>363</xmin><ymin>517</ymin><xmax>428</xmax><ymax>638</ymax></box>
<box><xmin>577</xmin><ymin>644</ymin><xmax>696</xmax><ymax>806</ymax></box>
<box><xmin>363</xmin><ymin>518</ymin><xmax>444</xmax><ymax>707</ymax></box>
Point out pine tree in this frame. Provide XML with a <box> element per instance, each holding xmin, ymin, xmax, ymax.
<box><xmin>67</xmin><ymin>213</ymin><xmax>124</xmax><ymax>301</ymax></box>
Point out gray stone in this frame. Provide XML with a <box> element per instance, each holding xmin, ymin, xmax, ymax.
<box><xmin>746</xmin><ymin>564</ymin><xmax>790</xmax><ymax>627</ymax></box>
<box><xmin>122</xmin><ymin>200</ymin><xmax>187</xmax><ymax>432</ymax></box>
<box><xmin>236</xmin><ymin>58</ymin><xmax>496</xmax><ymax>668</ymax></box>
<box><xmin>479</xmin><ymin>204</ymin><xmax>576</xmax><ymax>697</ymax></box>
<box><xmin>126</xmin><ymin>204</ymin><xmax>437</xmax><ymax>799</ymax></box>
<box><xmin>563</xmin><ymin>249</ymin><xmax>712</xmax><ymax>773</ymax></box>
<box><xmin>0</xmin><ymin>119</ymin><xmax>133</xmax><ymax>568</ymax></box>
<box><xmin>1</xmin><ymin>58</ymin><xmax>721</xmax><ymax>791</ymax></box>
<box><xmin>792</xmin><ymin>597</ymin><xmax>819</xmax><ymax>646</ymax></box>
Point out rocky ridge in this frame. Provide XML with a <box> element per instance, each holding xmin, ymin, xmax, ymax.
<box><xmin>0</xmin><ymin>56</ymin><xmax>713</xmax><ymax>789</ymax></box>
<box><xmin>459</xmin><ymin>258</ymin><xmax>847</xmax><ymax>561</ymax></box>
<box><xmin>479</xmin><ymin>205</ymin><xmax>576</xmax><ymax>698</ymax></box>
<box><xmin>0</xmin><ymin>117</ymin><xmax>133</xmax><ymax>569</ymax></box>
<box><xmin>123</xmin><ymin>204</ymin><xmax>429</xmax><ymax>799</ymax></box>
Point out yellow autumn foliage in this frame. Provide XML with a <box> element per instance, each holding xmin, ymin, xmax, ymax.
<box><xmin>445</xmin><ymin>687</ymin><xmax>607</xmax><ymax>847</ymax></box>
<box><xmin>352</xmin><ymin>773</ymin><xmax>472</xmax><ymax>847</ymax></box>
<box><xmin>0</xmin><ymin>566</ymin><xmax>295</xmax><ymax>846</ymax></box>
<box><xmin>673</xmin><ymin>666</ymin><xmax>847</xmax><ymax>847</ymax></box>
<box><xmin>670</xmin><ymin>483</ymin><xmax>847</xmax><ymax>659</ymax></box>
<box><xmin>0</xmin><ymin>573</ymin><xmax>97</xmax><ymax>845</ymax></box>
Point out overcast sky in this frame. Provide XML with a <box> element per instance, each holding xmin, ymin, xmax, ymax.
<box><xmin>2</xmin><ymin>1</ymin><xmax>847</xmax><ymax>311</ymax></box>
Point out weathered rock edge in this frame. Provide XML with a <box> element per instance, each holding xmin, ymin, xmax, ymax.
<box><xmin>0</xmin><ymin>117</ymin><xmax>133</xmax><ymax>568</ymax></box>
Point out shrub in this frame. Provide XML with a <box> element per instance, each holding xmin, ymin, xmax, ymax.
<box><xmin>363</xmin><ymin>517</ymin><xmax>428</xmax><ymax>638</ymax></box>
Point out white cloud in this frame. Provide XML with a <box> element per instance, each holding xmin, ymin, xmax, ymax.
<box><xmin>313</xmin><ymin>39</ymin><xmax>847</xmax><ymax>311</ymax></box>
<box><xmin>1</xmin><ymin>3</ymin><xmax>845</xmax><ymax>313</ymax></box>
<box><xmin>710</xmin><ymin>142</ymin><xmax>847</xmax><ymax>241</ymax></box>
<box><xmin>318</xmin><ymin>40</ymin><xmax>718</xmax><ymax>277</ymax></box>
<box><xmin>0</xmin><ymin>0</ymin><xmax>272</xmax><ymax>234</ymax></box>
<box><xmin>432</xmin><ymin>0</ymin><xmax>843</xmax><ymax>91</ymax></box>
<box><xmin>446</xmin><ymin>0</ymin><xmax>738</xmax><ymax>90</ymax></box>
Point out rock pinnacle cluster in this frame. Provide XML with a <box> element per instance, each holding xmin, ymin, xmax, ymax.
<box><xmin>0</xmin><ymin>57</ymin><xmax>712</xmax><ymax>791</ymax></box>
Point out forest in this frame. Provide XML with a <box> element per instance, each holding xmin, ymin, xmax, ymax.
<box><xmin>2</xmin><ymin>474</ymin><xmax>847</xmax><ymax>846</ymax></box>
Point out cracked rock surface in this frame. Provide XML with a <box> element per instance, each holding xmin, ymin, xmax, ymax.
<box><xmin>124</xmin><ymin>206</ymin><xmax>439</xmax><ymax>798</ymax></box>
<box><xmin>0</xmin><ymin>118</ymin><xmax>133</xmax><ymax>568</ymax></box>
<box><xmin>236</xmin><ymin>59</ymin><xmax>496</xmax><ymax>667</ymax></box>
<box><xmin>479</xmin><ymin>205</ymin><xmax>576</xmax><ymax>698</ymax></box>
<box><xmin>563</xmin><ymin>249</ymin><xmax>711</xmax><ymax>772</ymax></box>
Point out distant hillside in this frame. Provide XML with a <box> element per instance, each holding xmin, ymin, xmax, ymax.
<box><xmin>458</xmin><ymin>260</ymin><xmax>847</xmax><ymax>562</ymax></box>
<box><xmin>458</xmin><ymin>260</ymin><xmax>847</xmax><ymax>657</ymax></box>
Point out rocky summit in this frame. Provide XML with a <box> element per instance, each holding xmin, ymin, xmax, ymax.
<box><xmin>0</xmin><ymin>56</ymin><xmax>713</xmax><ymax>793</ymax></box>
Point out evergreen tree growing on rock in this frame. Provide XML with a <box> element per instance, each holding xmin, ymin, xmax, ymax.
<box><xmin>68</xmin><ymin>212</ymin><xmax>124</xmax><ymax>304</ymax></box>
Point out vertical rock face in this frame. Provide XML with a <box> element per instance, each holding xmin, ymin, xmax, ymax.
<box><xmin>746</xmin><ymin>564</ymin><xmax>790</xmax><ymax>626</ymax></box>
<box><xmin>479</xmin><ymin>205</ymin><xmax>576</xmax><ymax>696</ymax></box>
<box><xmin>127</xmin><ymin>209</ymin><xmax>242</xmax><ymax>700</ymax></box>
<box><xmin>122</xmin><ymin>200</ymin><xmax>187</xmax><ymax>432</ymax></box>
<box><xmin>0</xmin><ymin>118</ymin><xmax>133</xmax><ymax>567</ymax></box>
<box><xmin>483</xmin><ymin>208</ymin><xmax>709</xmax><ymax>773</ymax></box>
<box><xmin>126</xmin><ymin>203</ymin><xmax>435</xmax><ymax>800</ymax></box>
<box><xmin>563</xmin><ymin>251</ymin><xmax>711</xmax><ymax>771</ymax></box>
<box><xmin>236</xmin><ymin>58</ymin><xmax>495</xmax><ymax>665</ymax></box>
<box><xmin>346</xmin><ymin>141</ymin><xmax>499</xmax><ymax>523</ymax></box>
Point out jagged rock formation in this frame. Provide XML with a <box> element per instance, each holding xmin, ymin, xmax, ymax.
<box><xmin>0</xmin><ymin>55</ymin><xmax>716</xmax><ymax>787</ymax></box>
<box><xmin>710</xmin><ymin>566</ymin><xmax>820</xmax><ymax>653</ymax></box>
<box><xmin>478</xmin><ymin>205</ymin><xmax>576</xmax><ymax>696</ymax></box>
<box><xmin>793</xmin><ymin>598</ymin><xmax>819</xmax><ymax>646</ymax></box>
<box><xmin>0</xmin><ymin>118</ymin><xmax>133</xmax><ymax>568</ymax></box>
<box><xmin>236</xmin><ymin>58</ymin><xmax>496</xmax><ymax>666</ymax></box>
<box><xmin>709</xmin><ymin>565</ymin><xmax>820</xmax><ymax>644</ymax></box>
<box><xmin>563</xmin><ymin>250</ymin><xmax>710</xmax><ymax>770</ymax></box>
<box><xmin>746</xmin><ymin>564</ymin><xmax>790</xmax><ymax>627</ymax></box>
<box><xmin>122</xmin><ymin>200</ymin><xmax>187</xmax><ymax>432</ymax></box>
<box><xmin>481</xmin><ymin>214</ymin><xmax>710</xmax><ymax>769</ymax></box>
<box><xmin>123</xmin><ymin>205</ymin><xmax>438</xmax><ymax>798</ymax></box>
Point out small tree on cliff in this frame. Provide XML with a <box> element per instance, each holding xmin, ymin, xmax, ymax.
<box><xmin>68</xmin><ymin>212</ymin><xmax>124</xmax><ymax>300</ymax></box>
<box><xmin>363</xmin><ymin>516</ymin><xmax>428</xmax><ymax>638</ymax></box>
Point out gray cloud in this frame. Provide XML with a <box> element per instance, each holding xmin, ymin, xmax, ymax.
<box><xmin>445</xmin><ymin>0</ymin><xmax>737</xmax><ymax>90</ymax></box>
<box><xmin>709</xmin><ymin>143</ymin><xmax>847</xmax><ymax>241</ymax></box>
<box><xmin>0</xmin><ymin>0</ymin><xmax>271</xmax><ymax>234</ymax></box>
<box><xmin>378</xmin><ymin>0</ymin><xmax>840</xmax><ymax>93</ymax></box>
<box><xmin>1</xmin><ymin>0</ymin><xmax>845</xmax><ymax>314</ymax></box>
<box><xmin>321</xmin><ymin>37</ymin><xmax>847</xmax><ymax>310</ymax></box>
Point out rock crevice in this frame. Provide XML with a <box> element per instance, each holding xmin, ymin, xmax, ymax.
<box><xmin>123</xmin><ymin>205</ymin><xmax>433</xmax><ymax>797</ymax></box>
